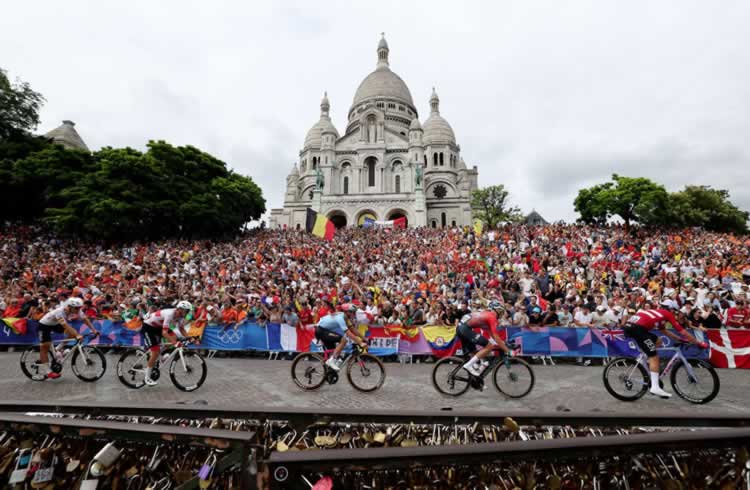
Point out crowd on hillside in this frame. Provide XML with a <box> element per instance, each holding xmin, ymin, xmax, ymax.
<box><xmin>1</xmin><ymin>224</ymin><xmax>749</xmax><ymax>330</ymax></box>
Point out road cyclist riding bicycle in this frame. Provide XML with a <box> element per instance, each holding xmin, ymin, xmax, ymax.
<box><xmin>37</xmin><ymin>297</ymin><xmax>100</xmax><ymax>380</ymax></box>
<box><xmin>623</xmin><ymin>300</ymin><xmax>708</xmax><ymax>399</ymax></box>
<box><xmin>141</xmin><ymin>300</ymin><xmax>192</xmax><ymax>386</ymax></box>
<box><xmin>315</xmin><ymin>304</ymin><xmax>368</xmax><ymax>371</ymax></box>
<box><xmin>456</xmin><ymin>300</ymin><xmax>512</xmax><ymax>376</ymax></box>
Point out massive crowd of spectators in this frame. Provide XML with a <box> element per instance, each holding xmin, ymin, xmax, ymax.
<box><xmin>1</xmin><ymin>224</ymin><xmax>749</xmax><ymax>330</ymax></box>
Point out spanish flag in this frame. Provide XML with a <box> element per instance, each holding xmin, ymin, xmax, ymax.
<box><xmin>305</xmin><ymin>208</ymin><xmax>335</xmax><ymax>241</ymax></box>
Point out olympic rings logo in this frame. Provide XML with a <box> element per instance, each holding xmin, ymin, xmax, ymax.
<box><xmin>218</xmin><ymin>328</ymin><xmax>243</xmax><ymax>344</ymax></box>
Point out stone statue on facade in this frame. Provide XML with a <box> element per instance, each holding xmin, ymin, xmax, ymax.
<box><xmin>415</xmin><ymin>163</ymin><xmax>423</xmax><ymax>189</ymax></box>
<box><xmin>315</xmin><ymin>166</ymin><xmax>324</xmax><ymax>191</ymax></box>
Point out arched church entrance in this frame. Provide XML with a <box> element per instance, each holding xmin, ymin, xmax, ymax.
<box><xmin>356</xmin><ymin>210</ymin><xmax>378</xmax><ymax>226</ymax></box>
<box><xmin>386</xmin><ymin>210</ymin><xmax>408</xmax><ymax>227</ymax></box>
<box><xmin>328</xmin><ymin>211</ymin><xmax>348</xmax><ymax>229</ymax></box>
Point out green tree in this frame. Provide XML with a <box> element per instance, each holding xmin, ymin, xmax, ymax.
<box><xmin>45</xmin><ymin>141</ymin><xmax>265</xmax><ymax>239</ymax></box>
<box><xmin>0</xmin><ymin>68</ymin><xmax>46</xmax><ymax>139</ymax></box>
<box><xmin>471</xmin><ymin>185</ymin><xmax>522</xmax><ymax>229</ymax></box>
<box><xmin>668</xmin><ymin>185</ymin><xmax>748</xmax><ymax>233</ymax></box>
<box><xmin>574</xmin><ymin>174</ymin><xmax>669</xmax><ymax>229</ymax></box>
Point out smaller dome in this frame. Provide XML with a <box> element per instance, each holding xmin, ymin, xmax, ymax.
<box><xmin>304</xmin><ymin>93</ymin><xmax>340</xmax><ymax>149</ymax></box>
<box><xmin>409</xmin><ymin>118</ymin><xmax>422</xmax><ymax>130</ymax></box>
<box><xmin>423</xmin><ymin>88</ymin><xmax>455</xmax><ymax>145</ymax></box>
<box><xmin>45</xmin><ymin>120</ymin><xmax>89</xmax><ymax>151</ymax></box>
<box><xmin>304</xmin><ymin>118</ymin><xmax>339</xmax><ymax>148</ymax></box>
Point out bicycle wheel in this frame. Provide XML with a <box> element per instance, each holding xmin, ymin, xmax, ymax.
<box><xmin>70</xmin><ymin>346</ymin><xmax>106</xmax><ymax>382</ymax></box>
<box><xmin>602</xmin><ymin>357</ymin><xmax>649</xmax><ymax>401</ymax></box>
<box><xmin>116</xmin><ymin>349</ymin><xmax>149</xmax><ymax>389</ymax></box>
<box><xmin>670</xmin><ymin>359</ymin><xmax>720</xmax><ymax>404</ymax></box>
<box><xmin>346</xmin><ymin>353</ymin><xmax>386</xmax><ymax>393</ymax></box>
<box><xmin>169</xmin><ymin>350</ymin><xmax>207</xmax><ymax>392</ymax></box>
<box><xmin>492</xmin><ymin>357</ymin><xmax>535</xmax><ymax>398</ymax></box>
<box><xmin>431</xmin><ymin>356</ymin><xmax>471</xmax><ymax>397</ymax></box>
<box><xmin>20</xmin><ymin>346</ymin><xmax>48</xmax><ymax>381</ymax></box>
<box><xmin>291</xmin><ymin>353</ymin><xmax>326</xmax><ymax>391</ymax></box>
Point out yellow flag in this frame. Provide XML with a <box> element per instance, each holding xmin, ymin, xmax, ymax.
<box><xmin>473</xmin><ymin>219</ymin><xmax>483</xmax><ymax>236</ymax></box>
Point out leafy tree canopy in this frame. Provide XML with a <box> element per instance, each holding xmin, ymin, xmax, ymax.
<box><xmin>575</xmin><ymin>175</ymin><xmax>748</xmax><ymax>233</ymax></box>
<box><xmin>0</xmin><ymin>68</ymin><xmax>45</xmax><ymax>139</ymax></box>
<box><xmin>471</xmin><ymin>185</ymin><xmax>523</xmax><ymax>229</ymax></box>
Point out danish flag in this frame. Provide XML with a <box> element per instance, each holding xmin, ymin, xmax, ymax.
<box><xmin>706</xmin><ymin>329</ymin><xmax>750</xmax><ymax>369</ymax></box>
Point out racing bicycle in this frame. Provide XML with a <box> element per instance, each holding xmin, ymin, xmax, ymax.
<box><xmin>116</xmin><ymin>336</ymin><xmax>207</xmax><ymax>392</ymax></box>
<box><xmin>431</xmin><ymin>341</ymin><xmax>535</xmax><ymax>398</ymax></box>
<box><xmin>602</xmin><ymin>340</ymin><xmax>720</xmax><ymax>404</ymax></box>
<box><xmin>291</xmin><ymin>343</ymin><xmax>386</xmax><ymax>392</ymax></box>
<box><xmin>20</xmin><ymin>332</ymin><xmax>106</xmax><ymax>382</ymax></box>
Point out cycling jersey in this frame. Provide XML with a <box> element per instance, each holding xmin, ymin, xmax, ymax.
<box><xmin>318</xmin><ymin>313</ymin><xmax>349</xmax><ymax>336</ymax></box>
<box><xmin>459</xmin><ymin>310</ymin><xmax>499</xmax><ymax>331</ymax></box>
<box><xmin>40</xmin><ymin>306</ymin><xmax>84</xmax><ymax>326</ymax></box>
<box><xmin>144</xmin><ymin>309</ymin><xmax>187</xmax><ymax>332</ymax></box>
<box><xmin>629</xmin><ymin>309</ymin><xmax>687</xmax><ymax>335</ymax></box>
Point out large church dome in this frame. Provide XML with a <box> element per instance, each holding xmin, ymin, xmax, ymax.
<box><xmin>352</xmin><ymin>68</ymin><xmax>414</xmax><ymax>107</ymax></box>
<box><xmin>350</xmin><ymin>35</ymin><xmax>415</xmax><ymax>112</ymax></box>
<box><xmin>304</xmin><ymin>92</ymin><xmax>339</xmax><ymax>149</ymax></box>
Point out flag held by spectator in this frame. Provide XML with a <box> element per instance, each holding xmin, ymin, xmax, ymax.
<box><xmin>2</xmin><ymin>318</ymin><xmax>27</xmax><ymax>335</ymax></box>
<box><xmin>707</xmin><ymin>329</ymin><xmax>750</xmax><ymax>369</ymax></box>
<box><xmin>422</xmin><ymin>325</ymin><xmax>459</xmax><ymax>357</ymax></box>
<box><xmin>473</xmin><ymin>219</ymin><xmax>483</xmax><ymax>236</ymax></box>
<box><xmin>305</xmin><ymin>208</ymin><xmax>335</xmax><ymax>240</ymax></box>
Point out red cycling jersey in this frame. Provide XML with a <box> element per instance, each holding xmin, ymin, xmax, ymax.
<box><xmin>630</xmin><ymin>308</ymin><xmax>687</xmax><ymax>335</ymax></box>
<box><xmin>461</xmin><ymin>310</ymin><xmax>499</xmax><ymax>331</ymax></box>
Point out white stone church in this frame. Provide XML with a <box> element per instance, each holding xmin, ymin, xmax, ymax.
<box><xmin>270</xmin><ymin>35</ymin><xmax>478</xmax><ymax>229</ymax></box>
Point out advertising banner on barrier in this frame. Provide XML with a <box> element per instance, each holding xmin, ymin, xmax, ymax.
<box><xmin>0</xmin><ymin>317</ymin><xmax>731</xmax><ymax>367</ymax></box>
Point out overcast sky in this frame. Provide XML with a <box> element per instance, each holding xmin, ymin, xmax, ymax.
<box><xmin>3</xmin><ymin>1</ymin><xmax>749</xmax><ymax>222</ymax></box>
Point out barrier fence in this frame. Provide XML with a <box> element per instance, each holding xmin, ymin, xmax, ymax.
<box><xmin>2</xmin><ymin>318</ymin><xmax>749</xmax><ymax>368</ymax></box>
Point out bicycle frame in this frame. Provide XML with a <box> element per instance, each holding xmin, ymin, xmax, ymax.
<box><xmin>51</xmin><ymin>335</ymin><xmax>95</xmax><ymax>365</ymax></box>
<box><xmin>628</xmin><ymin>345</ymin><xmax>697</xmax><ymax>386</ymax></box>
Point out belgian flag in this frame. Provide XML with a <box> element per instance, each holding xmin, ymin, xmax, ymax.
<box><xmin>305</xmin><ymin>208</ymin><xmax>335</xmax><ymax>241</ymax></box>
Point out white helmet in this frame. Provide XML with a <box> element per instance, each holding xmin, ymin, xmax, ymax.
<box><xmin>176</xmin><ymin>300</ymin><xmax>193</xmax><ymax>311</ymax></box>
<box><xmin>66</xmin><ymin>297</ymin><xmax>84</xmax><ymax>308</ymax></box>
<box><xmin>660</xmin><ymin>300</ymin><xmax>674</xmax><ymax>310</ymax></box>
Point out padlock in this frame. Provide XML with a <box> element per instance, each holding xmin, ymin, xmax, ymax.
<box><xmin>9</xmin><ymin>448</ymin><xmax>34</xmax><ymax>485</ymax></box>
<box><xmin>92</xmin><ymin>442</ymin><xmax>121</xmax><ymax>473</ymax></box>
<box><xmin>198</xmin><ymin>451</ymin><xmax>217</xmax><ymax>481</ymax></box>
<box><xmin>31</xmin><ymin>452</ymin><xmax>57</xmax><ymax>488</ymax></box>
<box><xmin>80</xmin><ymin>462</ymin><xmax>99</xmax><ymax>490</ymax></box>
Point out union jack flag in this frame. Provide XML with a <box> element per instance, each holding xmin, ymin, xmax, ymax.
<box><xmin>601</xmin><ymin>329</ymin><xmax>625</xmax><ymax>341</ymax></box>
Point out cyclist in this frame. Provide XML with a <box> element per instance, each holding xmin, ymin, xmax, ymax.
<box><xmin>142</xmin><ymin>301</ymin><xmax>192</xmax><ymax>386</ymax></box>
<box><xmin>37</xmin><ymin>297</ymin><xmax>100</xmax><ymax>380</ymax></box>
<box><xmin>315</xmin><ymin>304</ymin><xmax>368</xmax><ymax>371</ymax></box>
<box><xmin>624</xmin><ymin>300</ymin><xmax>708</xmax><ymax>398</ymax></box>
<box><xmin>457</xmin><ymin>300</ymin><xmax>512</xmax><ymax>376</ymax></box>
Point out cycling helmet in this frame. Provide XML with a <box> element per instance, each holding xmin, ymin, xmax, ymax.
<box><xmin>176</xmin><ymin>300</ymin><xmax>193</xmax><ymax>311</ymax></box>
<box><xmin>65</xmin><ymin>297</ymin><xmax>84</xmax><ymax>308</ymax></box>
<box><xmin>488</xmin><ymin>300</ymin><xmax>504</xmax><ymax>311</ymax></box>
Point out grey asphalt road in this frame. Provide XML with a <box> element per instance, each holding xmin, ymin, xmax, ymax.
<box><xmin>0</xmin><ymin>352</ymin><xmax>747</xmax><ymax>414</ymax></box>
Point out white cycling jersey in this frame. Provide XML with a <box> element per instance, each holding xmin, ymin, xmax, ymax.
<box><xmin>40</xmin><ymin>306</ymin><xmax>84</xmax><ymax>326</ymax></box>
<box><xmin>143</xmin><ymin>308</ymin><xmax>186</xmax><ymax>332</ymax></box>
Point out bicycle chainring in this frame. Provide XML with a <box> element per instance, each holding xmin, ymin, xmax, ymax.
<box><xmin>50</xmin><ymin>361</ymin><xmax>63</xmax><ymax>374</ymax></box>
<box><xmin>469</xmin><ymin>376</ymin><xmax>484</xmax><ymax>390</ymax></box>
<box><xmin>325</xmin><ymin>370</ymin><xmax>339</xmax><ymax>385</ymax></box>
<box><xmin>150</xmin><ymin>367</ymin><xmax>161</xmax><ymax>381</ymax></box>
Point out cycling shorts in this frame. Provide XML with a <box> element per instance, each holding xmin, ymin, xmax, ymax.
<box><xmin>623</xmin><ymin>324</ymin><xmax>658</xmax><ymax>358</ymax></box>
<box><xmin>38</xmin><ymin>323</ymin><xmax>64</xmax><ymax>343</ymax></box>
<box><xmin>142</xmin><ymin>325</ymin><xmax>163</xmax><ymax>351</ymax></box>
<box><xmin>315</xmin><ymin>326</ymin><xmax>343</xmax><ymax>351</ymax></box>
<box><xmin>457</xmin><ymin>322</ymin><xmax>489</xmax><ymax>353</ymax></box>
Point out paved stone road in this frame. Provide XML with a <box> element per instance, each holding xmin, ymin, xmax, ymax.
<box><xmin>1</xmin><ymin>353</ymin><xmax>748</xmax><ymax>414</ymax></box>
